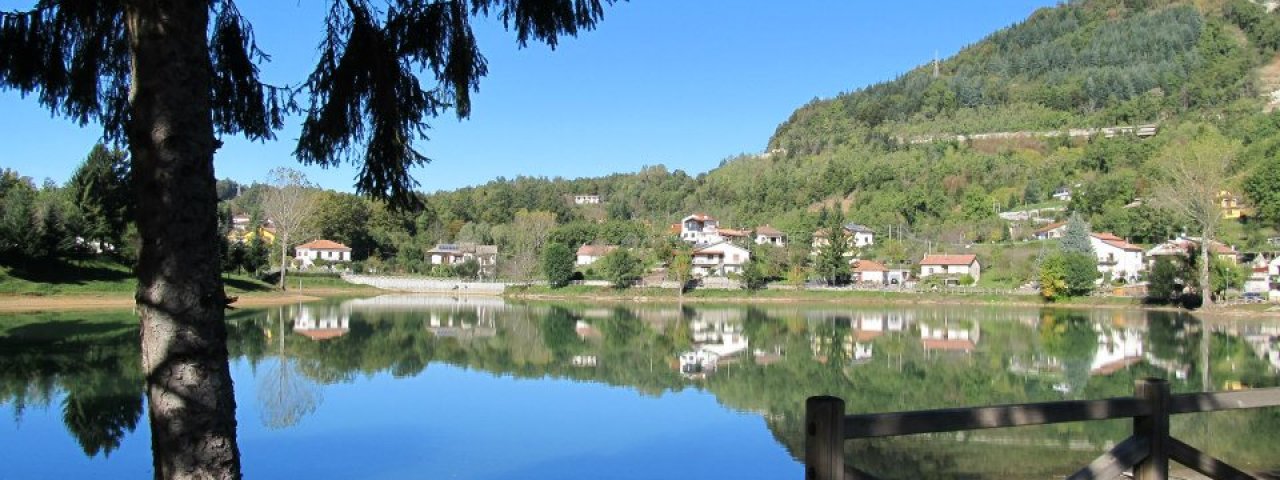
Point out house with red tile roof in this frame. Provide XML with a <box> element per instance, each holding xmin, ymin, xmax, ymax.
<box><xmin>851</xmin><ymin>259</ymin><xmax>888</xmax><ymax>285</ymax></box>
<box><xmin>918</xmin><ymin>254</ymin><xmax>981</xmax><ymax>282</ymax></box>
<box><xmin>576</xmin><ymin>244</ymin><xmax>617</xmax><ymax>266</ymax></box>
<box><xmin>295</xmin><ymin>239</ymin><xmax>352</xmax><ymax>267</ymax></box>
<box><xmin>754</xmin><ymin>225</ymin><xmax>786</xmax><ymax>246</ymax></box>
<box><xmin>1089</xmin><ymin>232</ymin><xmax>1145</xmax><ymax>283</ymax></box>
<box><xmin>679</xmin><ymin>213</ymin><xmax>723</xmax><ymax>245</ymax></box>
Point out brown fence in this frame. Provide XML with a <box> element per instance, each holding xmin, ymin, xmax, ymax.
<box><xmin>805</xmin><ymin>378</ymin><xmax>1280</xmax><ymax>480</ymax></box>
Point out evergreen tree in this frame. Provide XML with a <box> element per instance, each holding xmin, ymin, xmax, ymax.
<box><xmin>1060</xmin><ymin>213</ymin><xmax>1094</xmax><ymax>255</ymax></box>
<box><xmin>814</xmin><ymin>209</ymin><xmax>850</xmax><ymax>285</ymax></box>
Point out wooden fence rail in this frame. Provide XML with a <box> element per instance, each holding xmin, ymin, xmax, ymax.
<box><xmin>805</xmin><ymin>378</ymin><xmax>1280</xmax><ymax>480</ymax></box>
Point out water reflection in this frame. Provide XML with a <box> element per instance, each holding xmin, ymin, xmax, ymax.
<box><xmin>2</xmin><ymin>299</ymin><xmax>1279</xmax><ymax>478</ymax></box>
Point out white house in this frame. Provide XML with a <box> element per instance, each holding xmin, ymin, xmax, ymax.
<box><xmin>811</xmin><ymin>223</ymin><xmax>875</xmax><ymax>253</ymax></box>
<box><xmin>1052</xmin><ymin>187</ymin><xmax>1072</xmax><ymax>202</ymax></box>
<box><xmin>1147</xmin><ymin>237</ymin><xmax>1240</xmax><ymax>267</ymax></box>
<box><xmin>680</xmin><ymin>213</ymin><xmax>723</xmax><ymax>245</ymax></box>
<box><xmin>1033</xmin><ymin>221</ymin><xmax>1067</xmax><ymax>240</ymax></box>
<box><xmin>295</xmin><ymin>239</ymin><xmax>352</xmax><ymax>267</ymax></box>
<box><xmin>573</xmin><ymin>194</ymin><xmax>601</xmax><ymax>205</ymax></box>
<box><xmin>575</xmin><ymin>244</ymin><xmax>617</xmax><ymax>266</ymax></box>
<box><xmin>1090</xmin><ymin>232</ymin><xmax>1145</xmax><ymax>283</ymax></box>
<box><xmin>692</xmin><ymin>241</ymin><xmax>750</xmax><ymax>277</ymax></box>
<box><xmin>846</xmin><ymin>223</ymin><xmax>875</xmax><ymax>248</ymax></box>
<box><xmin>918</xmin><ymin>254</ymin><xmax>981</xmax><ymax>282</ymax></box>
<box><xmin>754</xmin><ymin>225</ymin><xmax>786</xmax><ymax>246</ymax></box>
<box><xmin>427</xmin><ymin>243</ymin><xmax>499</xmax><ymax>276</ymax></box>
<box><xmin>851</xmin><ymin>259</ymin><xmax>888</xmax><ymax>285</ymax></box>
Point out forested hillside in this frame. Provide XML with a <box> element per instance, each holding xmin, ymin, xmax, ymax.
<box><xmin>7</xmin><ymin>0</ymin><xmax>1280</xmax><ymax>281</ymax></box>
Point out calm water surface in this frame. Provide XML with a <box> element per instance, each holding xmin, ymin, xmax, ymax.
<box><xmin>2</xmin><ymin>296</ymin><xmax>1278</xmax><ymax>479</ymax></box>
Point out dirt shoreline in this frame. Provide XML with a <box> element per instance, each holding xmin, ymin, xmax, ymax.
<box><xmin>505</xmin><ymin>291</ymin><xmax>1280</xmax><ymax>320</ymax></box>
<box><xmin>0</xmin><ymin>288</ymin><xmax>368</xmax><ymax>313</ymax></box>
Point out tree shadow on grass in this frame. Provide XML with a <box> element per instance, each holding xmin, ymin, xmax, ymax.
<box><xmin>4</xmin><ymin>259</ymin><xmax>132</xmax><ymax>286</ymax></box>
<box><xmin>223</xmin><ymin>276</ymin><xmax>273</xmax><ymax>293</ymax></box>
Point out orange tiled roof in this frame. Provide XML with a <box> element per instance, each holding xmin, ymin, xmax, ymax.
<box><xmin>920</xmin><ymin>254</ymin><xmax>978</xmax><ymax>266</ymax></box>
<box><xmin>297</xmin><ymin>239</ymin><xmax>351</xmax><ymax>251</ymax></box>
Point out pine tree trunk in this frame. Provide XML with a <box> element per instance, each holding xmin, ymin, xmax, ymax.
<box><xmin>125</xmin><ymin>2</ymin><xmax>242</xmax><ymax>479</ymax></box>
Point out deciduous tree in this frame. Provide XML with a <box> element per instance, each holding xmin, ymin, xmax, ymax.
<box><xmin>262</xmin><ymin>168</ymin><xmax>318</xmax><ymax>290</ymax></box>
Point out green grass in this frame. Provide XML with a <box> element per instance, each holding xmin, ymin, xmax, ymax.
<box><xmin>0</xmin><ymin>258</ymin><xmax>348</xmax><ymax>296</ymax></box>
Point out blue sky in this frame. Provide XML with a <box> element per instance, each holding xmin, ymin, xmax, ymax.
<box><xmin>0</xmin><ymin>1</ymin><xmax>1056</xmax><ymax>193</ymax></box>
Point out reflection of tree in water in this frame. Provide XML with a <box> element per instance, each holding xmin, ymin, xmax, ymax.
<box><xmin>62</xmin><ymin>378</ymin><xmax>142</xmax><ymax>457</ymax></box>
<box><xmin>257</xmin><ymin>309</ymin><xmax>321</xmax><ymax>430</ymax></box>
<box><xmin>1039</xmin><ymin>311</ymin><xmax>1095</xmax><ymax>395</ymax></box>
<box><xmin>0</xmin><ymin>317</ymin><xmax>144</xmax><ymax>458</ymax></box>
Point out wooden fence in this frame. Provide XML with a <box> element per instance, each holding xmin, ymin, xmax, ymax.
<box><xmin>805</xmin><ymin>378</ymin><xmax>1280</xmax><ymax>480</ymax></box>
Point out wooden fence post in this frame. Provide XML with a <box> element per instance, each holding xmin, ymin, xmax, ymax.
<box><xmin>806</xmin><ymin>396</ymin><xmax>846</xmax><ymax>480</ymax></box>
<box><xmin>1134</xmin><ymin>378</ymin><xmax>1170</xmax><ymax>480</ymax></box>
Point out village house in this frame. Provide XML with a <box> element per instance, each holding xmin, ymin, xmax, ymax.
<box><xmin>572</xmin><ymin>194</ymin><xmax>601</xmax><ymax>205</ymax></box>
<box><xmin>575</xmin><ymin>244</ymin><xmax>617</xmax><ymax>266</ymax></box>
<box><xmin>851</xmin><ymin>259</ymin><xmax>888</xmax><ymax>285</ymax></box>
<box><xmin>1033</xmin><ymin>221</ymin><xmax>1067</xmax><ymax>240</ymax></box>
<box><xmin>1052</xmin><ymin>187</ymin><xmax>1072</xmax><ymax>202</ymax></box>
<box><xmin>680</xmin><ymin>213</ymin><xmax>723</xmax><ymax>245</ymax></box>
<box><xmin>717</xmin><ymin>227</ymin><xmax>752</xmax><ymax>245</ymax></box>
<box><xmin>918</xmin><ymin>254</ymin><xmax>981</xmax><ymax>283</ymax></box>
<box><xmin>1219</xmin><ymin>191</ymin><xmax>1253</xmax><ymax>219</ymax></box>
<box><xmin>811</xmin><ymin>222</ymin><xmax>876</xmax><ymax>253</ymax></box>
<box><xmin>754</xmin><ymin>225</ymin><xmax>786</xmax><ymax>246</ymax></box>
<box><xmin>294</xmin><ymin>239</ymin><xmax>352</xmax><ymax>267</ymax></box>
<box><xmin>1089</xmin><ymin>232</ymin><xmax>1145</xmax><ymax>283</ymax></box>
<box><xmin>427</xmin><ymin>243</ymin><xmax>499</xmax><ymax>271</ymax></box>
<box><xmin>691</xmin><ymin>241</ymin><xmax>750</xmax><ymax>277</ymax></box>
<box><xmin>1147</xmin><ymin>237</ymin><xmax>1240</xmax><ymax>267</ymax></box>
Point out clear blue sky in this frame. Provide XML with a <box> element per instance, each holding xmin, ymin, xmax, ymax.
<box><xmin>0</xmin><ymin>1</ymin><xmax>1056</xmax><ymax>193</ymax></box>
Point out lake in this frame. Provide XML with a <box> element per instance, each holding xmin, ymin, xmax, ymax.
<box><xmin>2</xmin><ymin>295</ymin><xmax>1279</xmax><ymax>479</ymax></box>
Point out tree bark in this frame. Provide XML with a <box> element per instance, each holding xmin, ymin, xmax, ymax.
<box><xmin>125</xmin><ymin>2</ymin><xmax>242</xmax><ymax>479</ymax></box>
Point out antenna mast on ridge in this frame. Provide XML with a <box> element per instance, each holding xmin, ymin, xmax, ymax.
<box><xmin>933</xmin><ymin>50</ymin><xmax>940</xmax><ymax>78</ymax></box>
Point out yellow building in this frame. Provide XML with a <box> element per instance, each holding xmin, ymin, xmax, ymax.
<box><xmin>1219</xmin><ymin>191</ymin><xmax>1254</xmax><ymax>219</ymax></box>
<box><xmin>228</xmin><ymin>226</ymin><xmax>276</xmax><ymax>245</ymax></box>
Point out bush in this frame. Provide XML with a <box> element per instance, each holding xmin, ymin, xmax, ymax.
<box><xmin>541</xmin><ymin>242</ymin><xmax>575</xmax><ymax>288</ymax></box>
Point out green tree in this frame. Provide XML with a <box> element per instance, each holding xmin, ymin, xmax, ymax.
<box><xmin>740</xmin><ymin>257</ymin><xmax>767</xmax><ymax>291</ymax></box>
<box><xmin>814</xmin><ymin>210</ymin><xmax>850</xmax><ymax>285</ymax></box>
<box><xmin>0</xmin><ymin>2</ymin><xmax>616</xmax><ymax>476</ymax></box>
<box><xmin>1146</xmin><ymin>256</ymin><xmax>1183</xmax><ymax>304</ymax></box>
<box><xmin>67</xmin><ymin>145</ymin><xmax>133</xmax><ymax>251</ymax></box>
<box><xmin>669</xmin><ymin>247</ymin><xmax>693</xmax><ymax>298</ymax></box>
<box><xmin>1210</xmin><ymin>257</ymin><xmax>1247</xmax><ymax>299</ymax></box>
<box><xmin>541</xmin><ymin>242</ymin><xmax>575</xmax><ymax>288</ymax></box>
<box><xmin>598</xmin><ymin>249</ymin><xmax>642</xmax><ymax>289</ymax></box>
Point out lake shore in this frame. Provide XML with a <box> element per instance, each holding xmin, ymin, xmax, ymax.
<box><xmin>0</xmin><ymin>287</ymin><xmax>378</xmax><ymax>313</ymax></box>
<box><xmin>504</xmin><ymin>285</ymin><xmax>1280</xmax><ymax>319</ymax></box>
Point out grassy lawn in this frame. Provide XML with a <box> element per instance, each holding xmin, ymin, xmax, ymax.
<box><xmin>0</xmin><ymin>259</ymin><xmax>366</xmax><ymax>296</ymax></box>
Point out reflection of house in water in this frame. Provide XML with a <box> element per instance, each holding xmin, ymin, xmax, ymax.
<box><xmin>340</xmin><ymin>295</ymin><xmax>504</xmax><ymax>341</ymax></box>
<box><xmin>575</xmin><ymin>321</ymin><xmax>602</xmax><ymax>340</ymax></box>
<box><xmin>426</xmin><ymin>312</ymin><xmax>496</xmax><ymax>340</ymax></box>
<box><xmin>1242</xmin><ymin>325</ymin><xmax>1280</xmax><ymax>372</ymax></box>
<box><xmin>293</xmin><ymin>304</ymin><xmax>351</xmax><ymax>341</ymax></box>
<box><xmin>679</xmin><ymin>349</ymin><xmax>719</xmax><ymax>379</ymax></box>
<box><xmin>919</xmin><ymin>320</ymin><xmax>980</xmax><ymax>353</ymax></box>
<box><xmin>571</xmin><ymin>355</ymin><xmax>598</xmax><ymax>368</ymax></box>
<box><xmin>808</xmin><ymin>310</ymin><xmax>913</xmax><ymax>364</ymax></box>
<box><xmin>1090</xmin><ymin>327</ymin><xmax>1144</xmax><ymax>376</ymax></box>
<box><xmin>689</xmin><ymin>314</ymin><xmax>748</xmax><ymax>358</ymax></box>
